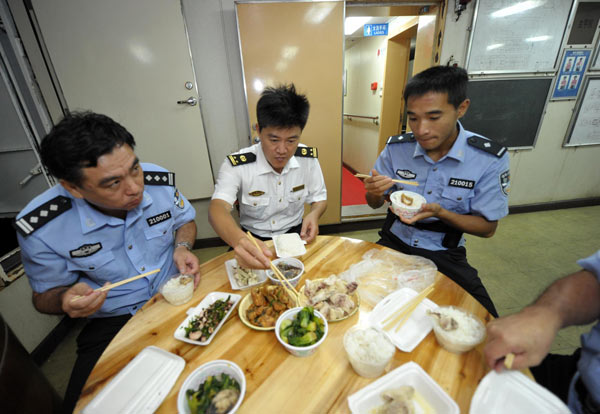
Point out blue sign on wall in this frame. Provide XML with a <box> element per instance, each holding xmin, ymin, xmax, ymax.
<box><xmin>364</xmin><ymin>23</ymin><xmax>388</xmax><ymax>37</ymax></box>
<box><xmin>552</xmin><ymin>49</ymin><xmax>591</xmax><ymax>100</ymax></box>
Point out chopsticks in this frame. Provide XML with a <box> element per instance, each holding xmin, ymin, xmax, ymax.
<box><xmin>354</xmin><ymin>173</ymin><xmax>419</xmax><ymax>187</ymax></box>
<box><xmin>245</xmin><ymin>231</ymin><xmax>302</xmax><ymax>304</ymax></box>
<box><xmin>382</xmin><ymin>284</ymin><xmax>435</xmax><ymax>332</ymax></box>
<box><xmin>504</xmin><ymin>352</ymin><xmax>515</xmax><ymax>369</ymax></box>
<box><xmin>70</xmin><ymin>268</ymin><xmax>160</xmax><ymax>303</ymax></box>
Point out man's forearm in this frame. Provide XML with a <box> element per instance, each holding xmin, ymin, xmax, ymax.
<box><xmin>308</xmin><ymin>200</ymin><xmax>327</xmax><ymax>218</ymax></box>
<box><xmin>175</xmin><ymin>220</ymin><xmax>197</xmax><ymax>246</ymax></box>
<box><xmin>208</xmin><ymin>199</ymin><xmax>246</xmax><ymax>248</ymax></box>
<box><xmin>533</xmin><ymin>269</ymin><xmax>600</xmax><ymax>328</ymax></box>
<box><xmin>32</xmin><ymin>286</ymin><xmax>69</xmax><ymax>315</ymax></box>
<box><xmin>436</xmin><ymin>208</ymin><xmax>497</xmax><ymax>237</ymax></box>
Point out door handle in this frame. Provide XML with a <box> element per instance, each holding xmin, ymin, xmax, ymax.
<box><xmin>176</xmin><ymin>96</ymin><xmax>197</xmax><ymax>106</ymax></box>
<box><xmin>19</xmin><ymin>162</ymin><xmax>42</xmax><ymax>186</ymax></box>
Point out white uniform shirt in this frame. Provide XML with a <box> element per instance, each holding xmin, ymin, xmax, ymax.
<box><xmin>211</xmin><ymin>143</ymin><xmax>327</xmax><ymax>238</ymax></box>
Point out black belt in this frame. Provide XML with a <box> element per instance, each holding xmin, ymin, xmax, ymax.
<box><xmin>576</xmin><ymin>376</ymin><xmax>600</xmax><ymax>414</ymax></box>
<box><xmin>382</xmin><ymin>210</ymin><xmax>463</xmax><ymax>249</ymax></box>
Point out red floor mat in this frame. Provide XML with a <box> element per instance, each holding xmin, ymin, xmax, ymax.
<box><xmin>342</xmin><ymin>166</ymin><xmax>367</xmax><ymax>206</ymax></box>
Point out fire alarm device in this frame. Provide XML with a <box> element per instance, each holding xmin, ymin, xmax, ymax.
<box><xmin>371</xmin><ymin>82</ymin><xmax>378</xmax><ymax>91</ymax></box>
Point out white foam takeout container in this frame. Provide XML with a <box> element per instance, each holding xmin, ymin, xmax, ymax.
<box><xmin>178</xmin><ymin>360</ymin><xmax>246</xmax><ymax>414</ymax></box>
<box><xmin>174</xmin><ymin>292</ymin><xmax>241</xmax><ymax>346</ymax></box>
<box><xmin>225</xmin><ymin>258</ymin><xmax>267</xmax><ymax>290</ymax></box>
<box><xmin>470</xmin><ymin>370</ymin><xmax>571</xmax><ymax>414</ymax></box>
<box><xmin>82</xmin><ymin>346</ymin><xmax>185</xmax><ymax>414</ymax></box>
<box><xmin>347</xmin><ymin>361</ymin><xmax>459</xmax><ymax>414</ymax></box>
<box><xmin>273</xmin><ymin>233</ymin><xmax>307</xmax><ymax>258</ymax></box>
<box><xmin>369</xmin><ymin>287</ymin><xmax>438</xmax><ymax>352</ymax></box>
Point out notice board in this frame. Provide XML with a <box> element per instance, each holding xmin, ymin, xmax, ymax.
<box><xmin>566</xmin><ymin>76</ymin><xmax>600</xmax><ymax>146</ymax></box>
<box><xmin>461</xmin><ymin>78</ymin><xmax>552</xmax><ymax>148</ymax></box>
<box><xmin>467</xmin><ymin>0</ymin><xmax>573</xmax><ymax>73</ymax></box>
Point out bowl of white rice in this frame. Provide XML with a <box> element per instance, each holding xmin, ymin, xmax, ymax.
<box><xmin>390</xmin><ymin>191</ymin><xmax>426</xmax><ymax>220</ymax></box>
<box><xmin>430</xmin><ymin>306</ymin><xmax>485</xmax><ymax>354</ymax></box>
<box><xmin>343</xmin><ymin>326</ymin><xmax>395</xmax><ymax>378</ymax></box>
<box><xmin>160</xmin><ymin>274</ymin><xmax>194</xmax><ymax>306</ymax></box>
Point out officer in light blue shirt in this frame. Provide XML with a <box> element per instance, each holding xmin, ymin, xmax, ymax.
<box><xmin>485</xmin><ymin>250</ymin><xmax>600</xmax><ymax>413</ymax></box>
<box><xmin>364</xmin><ymin>66</ymin><xmax>509</xmax><ymax>316</ymax></box>
<box><xmin>15</xmin><ymin>112</ymin><xmax>200</xmax><ymax>413</ymax></box>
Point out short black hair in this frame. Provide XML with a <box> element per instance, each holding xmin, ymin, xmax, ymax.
<box><xmin>40</xmin><ymin>111</ymin><xmax>136</xmax><ymax>186</ymax></box>
<box><xmin>403</xmin><ymin>66</ymin><xmax>468</xmax><ymax>108</ymax></box>
<box><xmin>256</xmin><ymin>84</ymin><xmax>310</xmax><ymax>131</ymax></box>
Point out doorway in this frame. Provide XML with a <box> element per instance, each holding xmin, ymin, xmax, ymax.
<box><xmin>341</xmin><ymin>7</ymin><xmax>418</xmax><ymax>220</ymax></box>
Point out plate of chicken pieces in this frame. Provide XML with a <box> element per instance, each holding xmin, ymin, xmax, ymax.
<box><xmin>238</xmin><ymin>284</ymin><xmax>296</xmax><ymax>331</ymax></box>
<box><xmin>300</xmin><ymin>275</ymin><xmax>360</xmax><ymax>322</ymax></box>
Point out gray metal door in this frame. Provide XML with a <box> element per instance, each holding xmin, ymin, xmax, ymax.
<box><xmin>0</xmin><ymin>30</ymin><xmax>50</xmax><ymax>216</ymax></box>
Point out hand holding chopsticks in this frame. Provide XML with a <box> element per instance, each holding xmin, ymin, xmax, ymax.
<box><xmin>245</xmin><ymin>232</ymin><xmax>303</xmax><ymax>305</ymax></box>
<box><xmin>70</xmin><ymin>268</ymin><xmax>160</xmax><ymax>303</ymax></box>
<box><xmin>355</xmin><ymin>173</ymin><xmax>419</xmax><ymax>187</ymax></box>
<box><xmin>382</xmin><ymin>284</ymin><xmax>435</xmax><ymax>332</ymax></box>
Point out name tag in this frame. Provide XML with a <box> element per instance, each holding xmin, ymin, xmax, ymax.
<box><xmin>448</xmin><ymin>178</ymin><xmax>475</xmax><ymax>189</ymax></box>
<box><xmin>147</xmin><ymin>211</ymin><xmax>172</xmax><ymax>226</ymax></box>
<box><xmin>292</xmin><ymin>185</ymin><xmax>305</xmax><ymax>192</ymax></box>
<box><xmin>249</xmin><ymin>190</ymin><xmax>265</xmax><ymax>197</ymax></box>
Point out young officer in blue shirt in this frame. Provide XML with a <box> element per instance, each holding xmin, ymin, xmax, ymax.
<box><xmin>364</xmin><ymin>66</ymin><xmax>510</xmax><ymax>317</ymax></box>
<box><xmin>15</xmin><ymin>112</ymin><xmax>200</xmax><ymax>413</ymax></box>
<box><xmin>485</xmin><ymin>249</ymin><xmax>600</xmax><ymax>413</ymax></box>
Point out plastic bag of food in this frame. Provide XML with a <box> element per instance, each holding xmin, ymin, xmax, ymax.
<box><xmin>339</xmin><ymin>248</ymin><xmax>436</xmax><ymax>307</ymax></box>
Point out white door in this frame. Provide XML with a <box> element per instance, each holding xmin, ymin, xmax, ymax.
<box><xmin>29</xmin><ymin>0</ymin><xmax>214</xmax><ymax>199</ymax></box>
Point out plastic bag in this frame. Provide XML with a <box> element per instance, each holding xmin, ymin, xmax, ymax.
<box><xmin>339</xmin><ymin>248</ymin><xmax>437</xmax><ymax>307</ymax></box>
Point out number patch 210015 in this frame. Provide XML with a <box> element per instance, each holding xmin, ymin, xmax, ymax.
<box><xmin>146</xmin><ymin>211</ymin><xmax>172</xmax><ymax>226</ymax></box>
<box><xmin>448</xmin><ymin>178</ymin><xmax>475</xmax><ymax>189</ymax></box>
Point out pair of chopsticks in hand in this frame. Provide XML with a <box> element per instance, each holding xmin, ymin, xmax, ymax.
<box><xmin>354</xmin><ymin>173</ymin><xmax>419</xmax><ymax>187</ymax></box>
<box><xmin>381</xmin><ymin>284</ymin><xmax>435</xmax><ymax>332</ymax></box>
<box><xmin>245</xmin><ymin>231</ymin><xmax>303</xmax><ymax>304</ymax></box>
<box><xmin>70</xmin><ymin>268</ymin><xmax>160</xmax><ymax>303</ymax></box>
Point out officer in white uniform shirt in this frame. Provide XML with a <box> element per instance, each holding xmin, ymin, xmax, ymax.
<box><xmin>209</xmin><ymin>84</ymin><xmax>327</xmax><ymax>269</ymax></box>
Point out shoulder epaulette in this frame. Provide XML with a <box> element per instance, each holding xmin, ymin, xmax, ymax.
<box><xmin>294</xmin><ymin>146</ymin><xmax>318</xmax><ymax>158</ymax></box>
<box><xmin>227</xmin><ymin>152</ymin><xmax>256</xmax><ymax>166</ymax></box>
<box><xmin>144</xmin><ymin>171</ymin><xmax>175</xmax><ymax>186</ymax></box>
<box><xmin>387</xmin><ymin>133</ymin><xmax>415</xmax><ymax>144</ymax></box>
<box><xmin>14</xmin><ymin>195</ymin><xmax>71</xmax><ymax>237</ymax></box>
<box><xmin>467</xmin><ymin>136</ymin><xmax>507</xmax><ymax>158</ymax></box>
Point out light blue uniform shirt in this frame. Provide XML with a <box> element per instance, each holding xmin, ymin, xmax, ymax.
<box><xmin>373</xmin><ymin>122</ymin><xmax>510</xmax><ymax>251</ymax></box>
<box><xmin>16</xmin><ymin>163</ymin><xmax>195</xmax><ymax>318</ymax></box>
<box><xmin>569</xmin><ymin>249</ymin><xmax>600</xmax><ymax>413</ymax></box>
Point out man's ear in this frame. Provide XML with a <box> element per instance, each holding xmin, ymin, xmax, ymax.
<box><xmin>457</xmin><ymin>98</ymin><xmax>470</xmax><ymax>119</ymax></box>
<box><xmin>60</xmin><ymin>179</ymin><xmax>84</xmax><ymax>199</ymax></box>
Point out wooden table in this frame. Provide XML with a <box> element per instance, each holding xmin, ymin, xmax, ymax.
<box><xmin>75</xmin><ymin>236</ymin><xmax>493</xmax><ymax>413</ymax></box>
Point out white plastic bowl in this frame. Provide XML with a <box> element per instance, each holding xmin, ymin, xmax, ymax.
<box><xmin>177</xmin><ymin>360</ymin><xmax>246</xmax><ymax>414</ymax></box>
<box><xmin>430</xmin><ymin>306</ymin><xmax>486</xmax><ymax>354</ymax></box>
<box><xmin>159</xmin><ymin>274</ymin><xmax>194</xmax><ymax>306</ymax></box>
<box><xmin>343</xmin><ymin>325</ymin><xmax>395</xmax><ymax>378</ymax></box>
<box><xmin>266</xmin><ymin>257</ymin><xmax>304</xmax><ymax>288</ymax></box>
<box><xmin>275</xmin><ymin>307</ymin><xmax>328</xmax><ymax>357</ymax></box>
<box><xmin>390</xmin><ymin>190</ymin><xmax>426</xmax><ymax>220</ymax></box>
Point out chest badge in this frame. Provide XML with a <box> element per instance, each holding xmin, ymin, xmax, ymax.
<box><xmin>396</xmin><ymin>169</ymin><xmax>417</xmax><ymax>179</ymax></box>
<box><xmin>147</xmin><ymin>211</ymin><xmax>172</xmax><ymax>226</ymax></box>
<box><xmin>70</xmin><ymin>242</ymin><xmax>102</xmax><ymax>258</ymax></box>
<box><xmin>249</xmin><ymin>190</ymin><xmax>265</xmax><ymax>197</ymax></box>
<box><xmin>292</xmin><ymin>185</ymin><xmax>305</xmax><ymax>192</ymax></box>
<box><xmin>448</xmin><ymin>177</ymin><xmax>476</xmax><ymax>189</ymax></box>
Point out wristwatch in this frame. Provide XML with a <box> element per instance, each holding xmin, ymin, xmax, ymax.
<box><xmin>175</xmin><ymin>241</ymin><xmax>193</xmax><ymax>251</ymax></box>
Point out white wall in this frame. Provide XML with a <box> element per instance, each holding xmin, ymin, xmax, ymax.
<box><xmin>441</xmin><ymin>4</ymin><xmax>600</xmax><ymax>206</ymax></box>
<box><xmin>343</xmin><ymin>36</ymin><xmax>387</xmax><ymax>173</ymax></box>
